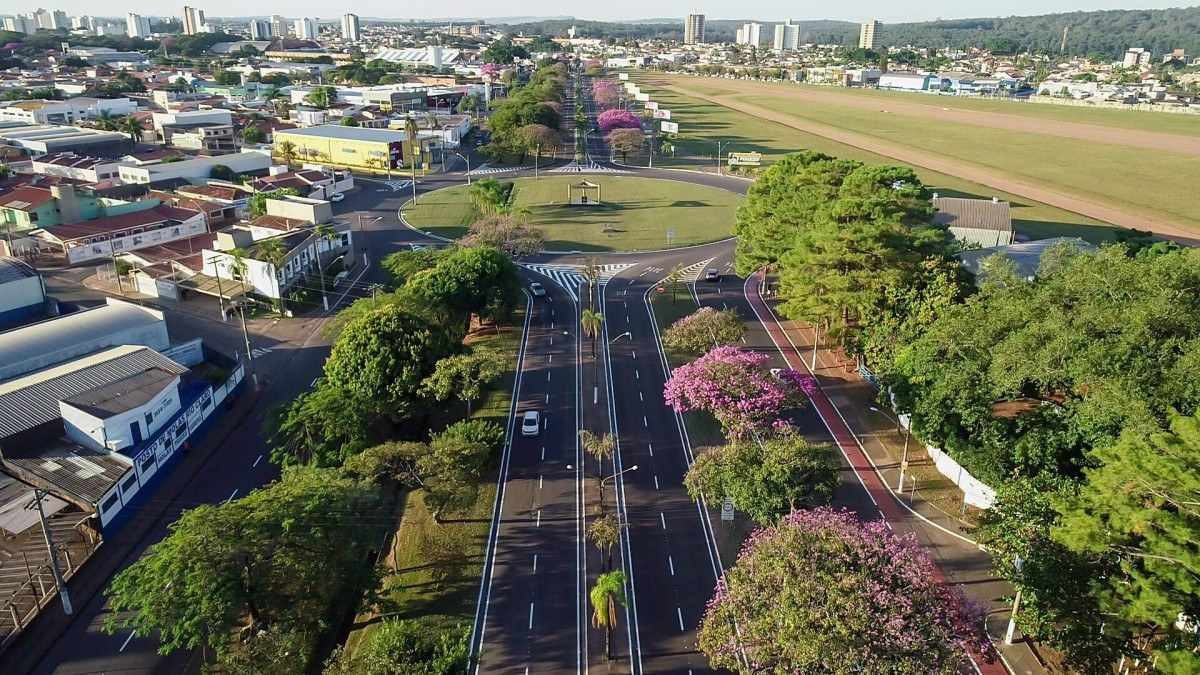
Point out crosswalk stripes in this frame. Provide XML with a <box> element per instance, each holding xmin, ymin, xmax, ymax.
<box><xmin>521</xmin><ymin>263</ymin><xmax>638</xmax><ymax>303</ymax></box>
<box><xmin>547</xmin><ymin>162</ymin><xmax>630</xmax><ymax>174</ymax></box>
<box><xmin>470</xmin><ymin>166</ymin><xmax>519</xmax><ymax>175</ymax></box>
<box><xmin>383</xmin><ymin>179</ymin><xmax>412</xmax><ymax>191</ymax></box>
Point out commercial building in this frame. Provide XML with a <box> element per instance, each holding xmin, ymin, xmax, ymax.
<box><xmin>30</xmin><ymin>152</ymin><xmax>121</xmax><ymax>183</ymax></box>
<box><xmin>4</xmin><ymin>15</ymin><xmax>36</xmax><ymax>34</ymax></box>
<box><xmin>64</xmin><ymin>47</ymin><xmax>148</xmax><ymax>66</ymax></box>
<box><xmin>182</xmin><ymin>6</ymin><xmax>205</xmax><ymax>35</ymax></box>
<box><xmin>116</xmin><ymin>151</ymin><xmax>272</xmax><ymax>185</ymax></box>
<box><xmin>859</xmin><ymin>19</ymin><xmax>881</xmax><ymax>50</ymax></box>
<box><xmin>272</xmin><ymin>125</ymin><xmax>431</xmax><ymax>173</ymax></box>
<box><xmin>684</xmin><ymin>14</ymin><xmax>705</xmax><ymax>44</ymax></box>
<box><xmin>0</xmin><ymin>97</ymin><xmax>136</xmax><ymax>125</ymax></box>
<box><xmin>773</xmin><ymin>19</ymin><xmax>799</xmax><ymax>52</ymax></box>
<box><xmin>341</xmin><ymin>13</ymin><xmax>361</xmax><ymax>42</ymax></box>
<box><xmin>878</xmin><ymin>72</ymin><xmax>936</xmax><ymax>91</ymax></box>
<box><xmin>248</xmin><ymin>19</ymin><xmax>272</xmax><ymax>40</ymax></box>
<box><xmin>367</xmin><ymin>46</ymin><xmax>462</xmax><ymax>69</ymax></box>
<box><xmin>0</xmin><ymin>122</ymin><xmax>130</xmax><ymax>158</ymax></box>
<box><xmin>294</xmin><ymin>17</ymin><xmax>317</xmax><ymax>40</ymax></box>
<box><xmin>151</xmin><ymin>109</ymin><xmax>236</xmax><ymax>153</ymax></box>
<box><xmin>0</xmin><ymin>257</ymin><xmax>45</xmax><ymax>328</ymax></box>
<box><xmin>1123</xmin><ymin>47</ymin><xmax>1152</xmax><ymax>68</ymax></box>
<box><xmin>125</xmin><ymin>12</ymin><xmax>151</xmax><ymax>38</ymax></box>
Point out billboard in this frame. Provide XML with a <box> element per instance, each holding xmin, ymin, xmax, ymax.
<box><xmin>727</xmin><ymin>151</ymin><xmax>763</xmax><ymax>167</ymax></box>
<box><xmin>618</xmin><ymin>72</ymin><xmax>629</xmax><ymax>80</ymax></box>
<box><xmin>660</xmin><ymin>121</ymin><xmax>679</xmax><ymax>133</ymax></box>
<box><xmin>635</xmin><ymin>93</ymin><xmax>650</xmax><ymax>102</ymax></box>
<box><xmin>653</xmin><ymin>109</ymin><xmax>672</xmax><ymax>119</ymax></box>
<box><xmin>645</xmin><ymin>101</ymin><xmax>658</xmax><ymax>110</ymax></box>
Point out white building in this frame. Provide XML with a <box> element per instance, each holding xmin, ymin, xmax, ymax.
<box><xmin>341</xmin><ymin>13</ymin><xmax>360</xmax><ymax>42</ymax></box>
<box><xmin>294</xmin><ymin>17</ymin><xmax>317</xmax><ymax>40</ymax></box>
<box><xmin>773</xmin><ymin>20</ymin><xmax>799</xmax><ymax>52</ymax></box>
<box><xmin>859</xmin><ymin>19</ymin><xmax>881</xmax><ymax>50</ymax></box>
<box><xmin>736</xmin><ymin>22</ymin><xmax>764</xmax><ymax>47</ymax></box>
<box><xmin>116</xmin><ymin>151</ymin><xmax>272</xmax><ymax>186</ymax></box>
<box><xmin>270</xmin><ymin>14</ymin><xmax>287</xmax><ymax>38</ymax></box>
<box><xmin>0</xmin><ymin>257</ymin><xmax>45</xmax><ymax>329</ymax></box>
<box><xmin>126</xmin><ymin>13</ymin><xmax>151</xmax><ymax>39</ymax></box>
<box><xmin>0</xmin><ymin>97</ymin><xmax>137</xmax><ymax>125</ymax></box>
<box><xmin>1123</xmin><ymin>47</ymin><xmax>1152</xmax><ymax>68</ymax></box>
<box><xmin>182</xmin><ymin>6</ymin><xmax>205</xmax><ymax>35</ymax></box>
<box><xmin>684</xmin><ymin>14</ymin><xmax>705</xmax><ymax>44</ymax></box>
<box><xmin>248</xmin><ymin>19</ymin><xmax>272</xmax><ymax>40</ymax></box>
<box><xmin>4</xmin><ymin>15</ymin><xmax>36</xmax><ymax>34</ymax></box>
<box><xmin>30</xmin><ymin>152</ymin><xmax>121</xmax><ymax>183</ymax></box>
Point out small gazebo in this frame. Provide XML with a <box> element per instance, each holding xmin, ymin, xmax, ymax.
<box><xmin>567</xmin><ymin>180</ymin><xmax>602</xmax><ymax>206</ymax></box>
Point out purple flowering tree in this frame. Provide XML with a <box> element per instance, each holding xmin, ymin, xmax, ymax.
<box><xmin>699</xmin><ymin>508</ymin><xmax>990</xmax><ymax>673</ymax></box>
<box><xmin>597</xmin><ymin>108</ymin><xmax>641</xmax><ymax>133</ymax></box>
<box><xmin>662</xmin><ymin>346</ymin><xmax>794</xmax><ymax>438</ymax></box>
<box><xmin>592</xmin><ymin>80</ymin><xmax>620</xmax><ymax>109</ymax></box>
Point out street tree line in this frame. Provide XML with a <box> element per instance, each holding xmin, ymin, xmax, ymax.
<box><xmin>483</xmin><ymin>61</ymin><xmax>566</xmax><ymax>163</ymax></box>
<box><xmin>102</xmin><ymin>244</ymin><xmax>527</xmax><ymax>673</ymax></box>
<box><xmin>735</xmin><ymin>149</ymin><xmax>1200</xmax><ymax>671</ymax></box>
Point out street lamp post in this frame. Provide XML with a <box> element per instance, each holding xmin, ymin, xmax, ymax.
<box><xmin>570</xmin><ymin>464</ymin><xmax>638</xmax><ymax>513</ymax></box>
<box><xmin>869</xmin><ymin>405</ymin><xmax>911</xmax><ymax>492</ymax></box>
<box><xmin>231</xmin><ymin>299</ymin><xmax>260</xmax><ymax>390</ymax></box>
<box><xmin>609</xmin><ymin>331</ymin><xmax>632</xmax><ymax>344</ymax></box>
<box><xmin>453</xmin><ymin>152</ymin><xmax>471</xmax><ymax>184</ymax></box>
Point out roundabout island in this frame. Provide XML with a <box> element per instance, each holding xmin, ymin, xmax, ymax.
<box><xmin>402</xmin><ymin>174</ymin><xmax>742</xmax><ymax>252</ymax></box>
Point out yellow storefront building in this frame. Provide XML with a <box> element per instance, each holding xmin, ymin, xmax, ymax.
<box><xmin>272</xmin><ymin>125</ymin><xmax>432</xmax><ymax>174</ymax></box>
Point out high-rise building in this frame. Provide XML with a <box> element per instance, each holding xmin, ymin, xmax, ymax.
<box><xmin>34</xmin><ymin>8</ymin><xmax>55</xmax><ymax>30</ymax></box>
<box><xmin>4</xmin><ymin>15</ymin><xmax>35</xmax><ymax>34</ymax></box>
<box><xmin>182</xmin><ymin>6</ymin><xmax>205</xmax><ymax>35</ymax></box>
<box><xmin>294</xmin><ymin>17</ymin><xmax>317</xmax><ymax>40</ymax></box>
<box><xmin>52</xmin><ymin>10</ymin><xmax>68</xmax><ymax>29</ymax></box>
<box><xmin>126</xmin><ymin>12</ymin><xmax>151</xmax><ymax>38</ymax></box>
<box><xmin>684</xmin><ymin>14</ymin><xmax>705</xmax><ymax>44</ymax></box>
<box><xmin>737</xmin><ymin>22</ymin><xmax>764</xmax><ymax>47</ymax></box>
<box><xmin>271</xmin><ymin>14</ymin><xmax>287</xmax><ymax>38</ymax></box>
<box><xmin>773</xmin><ymin>19</ymin><xmax>799</xmax><ymax>51</ymax></box>
<box><xmin>858</xmin><ymin>20</ymin><xmax>881</xmax><ymax>50</ymax></box>
<box><xmin>249</xmin><ymin>19</ymin><xmax>272</xmax><ymax>40</ymax></box>
<box><xmin>340</xmin><ymin>13</ymin><xmax>360</xmax><ymax>41</ymax></box>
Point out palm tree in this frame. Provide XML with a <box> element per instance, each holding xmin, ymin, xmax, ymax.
<box><xmin>120</xmin><ymin>115</ymin><xmax>144</xmax><ymax>145</ymax></box>
<box><xmin>229</xmin><ymin>247</ymin><xmax>250</xmax><ymax>295</ymax></box>
<box><xmin>94</xmin><ymin>110</ymin><xmax>116</xmax><ymax>131</ymax></box>
<box><xmin>277</xmin><ymin>140</ymin><xmax>296</xmax><ymax>167</ymax></box>
<box><xmin>582</xmin><ymin>257</ymin><xmax>600</xmax><ymax>309</ymax></box>
<box><xmin>581</xmin><ymin>308</ymin><xmax>603</xmax><ymax>358</ymax></box>
<box><xmin>256</xmin><ymin>237</ymin><xmax>289</xmax><ymax>315</ymax></box>
<box><xmin>587</xmin><ymin>514</ymin><xmax>619</xmax><ymax>571</ymax></box>
<box><xmin>590</xmin><ymin>571</ymin><xmax>627</xmax><ymax>661</ymax></box>
<box><xmin>667</xmin><ymin>263</ymin><xmax>684</xmax><ymax>302</ymax></box>
<box><xmin>312</xmin><ymin>223</ymin><xmax>338</xmax><ymax>310</ymax></box>
<box><xmin>514</xmin><ymin>205</ymin><xmax>533</xmax><ymax>224</ymax></box>
<box><xmin>579</xmin><ymin>430</ymin><xmax>614</xmax><ymax>467</ymax></box>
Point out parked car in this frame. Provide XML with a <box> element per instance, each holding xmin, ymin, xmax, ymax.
<box><xmin>521</xmin><ymin>410</ymin><xmax>541</xmax><ymax>437</ymax></box>
<box><xmin>329</xmin><ymin>192</ymin><xmax>345</xmax><ymax>202</ymax></box>
<box><xmin>529</xmin><ymin>282</ymin><xmax>546</xmax><ymax>297</ymax></box>
<box><xmin>704</xmin><ymin>268</ymin><xmax>721</xmax><ymax>282</ymax></box>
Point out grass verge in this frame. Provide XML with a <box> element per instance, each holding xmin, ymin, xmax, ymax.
<box><xmin>403</xmin><ymin>175</ymin><xmax>741</xmax><ymax>251</ymax></box>
<box><xmin>343</xmin><ymin>309</ymin><xmax>525</xmax><ymax>652</ymax></box>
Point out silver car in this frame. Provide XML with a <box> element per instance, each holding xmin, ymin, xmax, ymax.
<box><xmin>521</xmin><ymin>411</ymin><xmax>541</xmax><ymax>437</ymax></box>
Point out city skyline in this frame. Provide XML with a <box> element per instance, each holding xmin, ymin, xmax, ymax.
<box><xmin>2</xmin><ymin>1</ymin><xmax>1191</xmax><ymax>25</ymax></box>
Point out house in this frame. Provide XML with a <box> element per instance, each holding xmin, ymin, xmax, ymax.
<box><xmin>0</xmin><ymin>182</ymin><xmax>162</xmax><ymax>234</ymax></box>
<box><xmin>958</xmin><ymin>237</ymin><xmax>1096</xmax><ymax>281</ymax></box>
<box><xmin>33</xmin><ymin>204</ymin><xmax>207</xmax><ymax>264</ymax></box>
<box><xmin>933</xmin><ymin>195</ymin><xmax>1015</xmax><ymax>248</ymax></box>
<box><xmin>249</xmin><ymin>168</ymin><xmax>353</xmax><ymax>199</ymax></box>
<box><xmin>30</xmin><ymin>152</ymin><xmax>121</xmax><ymax>183</ymax></box>
<box><xmin>151</xmin><ymin>110</ymin><xmax>236</xmax><ymax>153</ymax></box>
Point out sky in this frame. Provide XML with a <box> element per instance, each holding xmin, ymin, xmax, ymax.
<box><xmin>9</xmin><ymin>1</ymin><xmax>1192</xmax><ymax>24</ymax></box>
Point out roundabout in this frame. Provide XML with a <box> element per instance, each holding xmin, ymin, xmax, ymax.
<box><xmin>401</xmin><ymin>175</ymin><xmax>742</xmax><ymax>252</ymax></box>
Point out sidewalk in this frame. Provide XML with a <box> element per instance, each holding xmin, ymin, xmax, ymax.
<box><xmin>0</xmin><ymin>385</ymin><xmax>261</xmax><ymax>674</ymax></box>
<box><xmin>745</xmin><ymin>272</ymin><xmax>1048</xmax><ymax>675</ymax></box>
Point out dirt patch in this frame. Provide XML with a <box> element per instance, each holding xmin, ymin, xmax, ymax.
<box><xmin>656</xmin><ymin>79</ymin><xmax>1200</xmax><ymax>244</ymax></box>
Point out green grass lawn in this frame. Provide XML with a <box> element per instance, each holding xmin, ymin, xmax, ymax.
<box><xmin>674</xmin><ymin>77</ymin><xmax>1200</xmax><ymax>137</ymax></box>
<box><xmin>630</xmin><ymin>74</ymin><xmax>1129</xmax><ymax>244</ymax></box>
<box><xmin>404</xmin><ymin>175</ymin><xmax>742</xmax><ymax>251</ymax></box>
<box><xmin>344</xmin><ymin>311</ymin><xmax>524</xmax><ymax>651</ymax></box>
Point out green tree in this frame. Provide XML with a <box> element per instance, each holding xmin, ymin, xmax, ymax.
<box><xmin>684</xmin><ymin>430</ymin><xmax>838</xmax><ymax>525</ymax></box>
<box><xmin>587</xmin><ymin>514</ymin><xmax>620</xmax><ymax>570</ymax></box>
<box><xmin>579</xmin><ymin>430</ymin><xmax>614</xmax><ymax>468</ymax></box>
<box><xmin>580</xmin><ymin>309</ymin><xmax>603</xmax><ymax>358</ymax></box>
<box><xmin>661</xmin><ymin>307</ymin><xmax>745</xmax><ymax>355</ymax></box>
<box><xmin>605</xmin><ymin>127</ymin><xmax>644</xmax><ymax>163</ymax></box>
<box><xmin>381</xmin><ymin>248</ymin><xmax>446</xmax><ymax>286</ymax></box>
<box><xmin>266</xmin><ymin>382</ymin><xmax>375</xmax><ymax>467</ymax></box>
<box><xmin>324</xmin><ymin>619</ymin><xmax>468</xmax><ymax>675</ymax></box>
<box><xmin>340</xmin><ymin>116</ymin><xmax>360</xmax><ymax>126</ymax></box>
<box><xmin>247</xmin><ymin>187</ymin><xmax>300</xmax><ymax>217</ymax></box>
<box><xmin>276</xmin><ymin>140</ymin><xmax>297</xmax><ymax>166</ymax></box>
<box><xmin>403</xmin><ymin>245</ymin><xmax>522</xmax><ymax>335</ymax></box>
<box><xmin>119</xmin><ymin>115</ymin><xmax>144</xmax><ymax>144</ymax></box>
<box><xmin>590</xmin><ymin>570</ymin><xmax>627</xmax><ymax>661</ymax></box>
<box><xmin>242</xmin><ymin>125</ymin><xmax>266</xmax><ymax>144</ymax></box>
<box><xmin>421</xmin><ymin>420</ymin><xmax>503</xmax><ymax>515</ymax></box>
<box><xmin>208</xmin><ymin>164</ymin><xmax>236</xmax><ymax>181</ymax></box>
<box><xmin>467</xmin><ymin>178</ymin><xmax>518</xmax><ymax>216</ymax></box>
<box><xmin>421</xmin><ymin>348</ymin><xmax>508</xmax><ymax>414</ymax></box>
<box><xmin>323</xmin><ymin>304</ymin><xmax>454</xmax><ymax>417</ymax></box>
<box><xmin>103</xmin><ymin>468</ymin><xmax>380</xmax><ymax>671</ymax></box>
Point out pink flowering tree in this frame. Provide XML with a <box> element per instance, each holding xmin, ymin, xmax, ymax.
<box><xmin>663</xmin><ymin>346</ymin><xmax>795</xmax><ymax>438</ymax></box>
<box><xmin>592</xmin><ymin>80</ymin><xmax>620</xmax><ymax>109</ymax></box>
<box><xmin>699</xmin><ymin>508</ymin><xmax>991</xmax><ymax>673</ymax></box>
<box><xmin>597</xmin><ymin>108</ymin><xmax>641</xmax><ymax>133</ymax></box>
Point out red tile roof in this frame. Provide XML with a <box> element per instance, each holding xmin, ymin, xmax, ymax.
<box><xmin>44</xmin><ymin>205</ymin><xmax>204</xmax><ymax>241</ymax></box>
<box><xmin>0</xmin><ymin>186</ymin><xmax>53</xmax><ymax>211</ymax></box>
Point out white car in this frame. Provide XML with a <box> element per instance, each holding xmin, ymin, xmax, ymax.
<box><xmin>704</xmin><ymin>268</ymin><xmax>721</xmax><ymax>282</ymax></box>
<box><xmin>529</xmin><ymin>282</ymin><xmax>546</xmax><ymax>297</ymax></box>
<box><xmin>521</xmin><ymin>411</ymin><xmax>541</xmax><ymax>437</ymax></box>
<box><xmin>329</xmin><ymin>192</ymin><xmax>345</xmax><ymax>202</ymax></box>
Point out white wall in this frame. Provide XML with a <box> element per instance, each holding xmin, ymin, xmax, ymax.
<box><xmin>59</xmin><ymin>377</ymin><xmax>181</xmax><ymax>451</ymax></box>
<box><xmin>64</xmin><ymin>211</ymin><xmax>208</xmax><ymax>264</ymax></box>
<box><xmin>0</xmin><ymin>274</ymin><xmax>44</xmax><ymax>315</ymax></box>
<box><xmin>117</xmin><ymin>151</ymin><xmax>271</xmax><ymax>185</ymax></box>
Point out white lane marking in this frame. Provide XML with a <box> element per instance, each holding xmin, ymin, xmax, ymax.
<box><xmin>632</xmin><ymin>350</ymin><xmax>636</xmax><ymax>360</ymax></box>
<box><xmin>543</xmin><ymin>417</ymin><xmax>548</xmax><ymax>430</ymax></box>
<box><xmin>225</xmin><ymin>489</ymin><xmax>238</xmax><ymax>503</ymax></box>
<box><xmin>538</xmin><ymin>474</ymin><xmax>543</xmax><ymax>489</ymax></box>
<box><xmin>648</xmin><ymin>442</ymin><xmax>654</xmax><ymax>456</ymax></box>
<box><xmin>119</xmin><ymin>630</ymin><xmax>137</xmax><ymax>652</ymax></box>
<box><xmin>594</xmin><ymin>386</ymin><xmax>598</xmax><ymax>404</ymax></box>
<box><xmin>533</xmin><ymin>554</ymin><xmax>538</xmax><ymax>572</ymax></box>
<box><xmin>634</xmin><ymin>370</ymin><xmax>639</xmax><ymax>380</ymax></box>
<box><xmin>741</xmin><ymin>336</ymin><xmax>747</xmax><ymax>344</ymax></box>
<box><xmin>541</xmin><ymin>446</ymin><xmax>545</xmax><ymax>460</ymax></box>
<box><xmin>660</xmin><ymin>512</ymin><xmax>667</xmax><ymax>530</ymax></box>
<box><xmin>529</xmin><ymin>602</ymin><xmax>535</xmax><ymax>629</ymax></box>
<box><xmin>654</xmin><ymin>475</ymin><xmax>660</xmax><ymax>490</ymax></box>
<box><xmin>536</xmin><ymin>510</ymin><xmax>542</xmax><ymax>527</ymax></box>
<box><xmin>547</xmin><ymin>371</ymin><xmax>551</xmax><ymax>382</ymax></box>
<box><xmin>549</xmin><ymin>354</ymin><xmax>553</xmax><ymax>363</ymax></box>
<box><xmin>643</xmin><ymin>416</ymin><xmax>648</xmax><ymax>428</ymax></box>
<box><xmin>545</xmin><ymin>393</ymin><xmax>550</xmax><ymax>404</ymax></box>
<box><xmin>677</xmin><ymin>607</ymin><xmax>685</xmax><ymax>631</ymax></box>
<box><xmin>252</xmin><ymin>454</ymin><xmax>263</xmax><ymax>468</ymax></box>
<box><xmin>639</xmin><ymin>392</ymin><xmax>643</xmax><ymax>401</ymax></box>
<box><xmin>668</xmin><ymin>556</ymin><xmax>675</xmax><ymax>576</ymax></box>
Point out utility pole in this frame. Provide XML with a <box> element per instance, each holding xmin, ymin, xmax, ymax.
<box><xmin>109</xmin><ymin>247</ymin><xmax>124</xmax><ymax>295</ymax></box>
<box><xmin>206</xmin><ymin>254</ymin><xmax>227</xmax><ymax>320</ymax></box>
<box><xmin>234</xmin><ymin>300</ymin><xmax>260</xmax><ymax>390</ymax></box>
<box><xmin>30</xmin><ymin>489</ymin><xmax>72</xmax><ymax>615</ymax></box>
